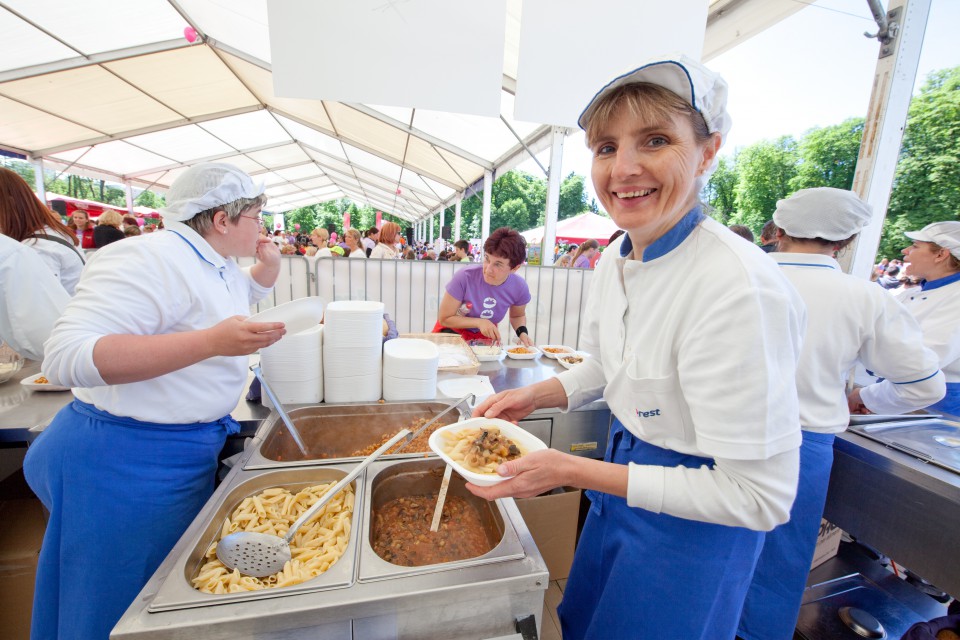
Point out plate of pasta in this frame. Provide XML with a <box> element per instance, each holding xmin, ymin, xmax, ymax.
<box><xmin>20</xmin><ymin>373</ymin><xmax>70</xmax><ymax>391</ymax></box>
<box><xmin>429</xmin><ymin>418</ymin><xmax>548</xmax><ymax>486</ymax></box>
<box><xmin>538</xmin><ymin>345</ymin><xmax>574</xmax><ymax>359</ymax></box>
<box><xmin>505</xmin><ymin>346</ymin><xmax>540</xmax><ymax>360</ymax></box>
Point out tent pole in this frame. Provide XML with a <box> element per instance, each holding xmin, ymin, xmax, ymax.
<box><xmin>454</xmin><ymin>197</ymin><xmax>462</xmax><ymax>241</ymax></box>
<box><xmin>31</xmin><ymin>157</ymin><xmax>46</xmax><ymax>203</ymax></box>
<box><xmin>540</xmin><ymin>126</ymin><xmax>566</xmax><ymax>267</ymax></box>
<box><xmin>481</xmin><ymin>170</ymin><xmax>492</xmax><ymax>248</ymax></box>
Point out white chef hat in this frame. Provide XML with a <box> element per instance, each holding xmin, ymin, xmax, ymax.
<box><xmin>577</xmin><ymin>53</ymin><xmax>731</xmax><ymax>142</ymax></box>
<box><xmin>160</xmin><ymin>162</ymin><xmax>264</xmax><ymax>222</ymax></box>
<box><xmin>773</xmin><ymin>188</ymin><xmax>873</xmax><ymax>241</ymax></box>
<box><xmin>904</xmin><ymin>221</ymin><xmax>960</xmax><ymax>259</ymax></box>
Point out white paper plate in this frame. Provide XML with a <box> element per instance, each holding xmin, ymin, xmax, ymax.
<box><xmin>20</xmin><ymin>373</ymin><xmax>70</xmax><ymax>391</ymax></box>
<box><xmin>246</xmin><ymin>297</ymin><xmax>325</xmax><ymax>335</ymax></box>
<box><xmin>557</xmin><ymin>353</ymin><xmax>588</xmax><ymax>369</ymax></box>
<box><xmin>505</xmin><ymin>346</ymin><xmax>540</xmax><ymax>360</ymax></box>
<box><xmin>429</xmin><ymin>418</ymin><xmax>548</xmax><ymax>487</ymax></box>
<box><xmin>437</xmin><ymin>375</ymin><xmax>495</xmax><ymax>399</ymax></box>
<box><xmin>538</xmin><ymin>345</ymin><xmax>575</xmax><ymax>359</ymax></box>
<box><xmin>470</xmin><ymin>345</ymin><xmax>504</xmax><ymax>362</ymax></box>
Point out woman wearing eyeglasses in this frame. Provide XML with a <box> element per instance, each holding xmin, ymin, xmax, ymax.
<box><xmin>25</xmin><ymin>163</ymin><xmax>286</xmax><ymax>640</ymax></box>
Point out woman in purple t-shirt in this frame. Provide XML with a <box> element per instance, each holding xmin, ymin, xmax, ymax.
<box><xmin>433</xmin><ymin>227</ymin><xmax>534</xmax><ymax>346</ymax></box>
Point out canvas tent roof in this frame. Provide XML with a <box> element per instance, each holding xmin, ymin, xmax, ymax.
<box><xmin>0</xmin><ymin>0</ymin><xmax>803</xmax><ymax>223</ymax></box>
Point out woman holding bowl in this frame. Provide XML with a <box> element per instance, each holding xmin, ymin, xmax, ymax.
<box><xmin>468</xmin><ymin>56</ymin><xmax>806</xmax><ymax>639</ymax></box>
<box><xmin>25</xmin><ymin>163</ymin><xmax>286</xmax><ymax>640</ymax></box>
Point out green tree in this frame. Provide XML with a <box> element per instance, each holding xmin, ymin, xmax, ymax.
<box><xmin>790</xmin><ymin>117</ymin><xmax>864</xmax><ymax>192</ymax></box>
<box><xmin>731</xmin><ymin>136</ymin><xmax>798</xmax><ymax>234</ymax></box>
<box><xmin>879</xmin><ymin>66</ymin><xmax>960</xmax><ymax>259</ymax></box>
<box><xmin>134</xmin><ymin>190</ymin><xmax>165</xmax><ymax>208</ymax></box>
<box><xmin>702</xmin><ymin>154</ymin><xmax>738</xmax><ymax>224</ymax></box>
<box><xmin>558</xmin><ymin>172</ymin><xmax>589</xmax><ymax>221</ymax></box>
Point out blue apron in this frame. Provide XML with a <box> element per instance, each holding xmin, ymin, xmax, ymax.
<box><xmin>738</xmin><ymin>430</ymin><xmax>835</xmax><ymax>640</ymax></box>
<box><xmin>930</xmin><ymin>382</ymin><xmax>959</xmax><ymax>417</ymax></box>
<box><xmin>24</xmin><ymin>400</ymin><xmax>239</xmax><ymax>640</ymax></box>
<box><xmin>557</xmin><ymin>419</ymin><xmax>765</xmax><ymax>640</ymax></box>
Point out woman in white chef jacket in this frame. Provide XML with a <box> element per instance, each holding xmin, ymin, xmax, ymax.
<box><xmin>469</xmin><ymin>56</ymin><xmax>806</xmax><ymax>639</ymax></box>
<box><xmin>24</xmin><ymin>163</ymin><xmax>286</xmax><ymax>640</ymax></box>
<box><xmin>737</xmin><ymin>188</ymin><xmax>945</xmax><ymax>640</ymax></box>
<box><xmin>856</xmin><ymin>221</ymin><xmax>960</xmax><ymax>418</ymax></box>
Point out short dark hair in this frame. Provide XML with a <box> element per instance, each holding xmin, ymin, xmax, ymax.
<box><xmin>484</xmin><ymin>227</ymin><xmax>526</xmax><ymax>268</ymax></box>
<box><xmin>760</xmin><ymin>220</ymin><xmax>779</xmax><ymax>243</ymax></box>
<box><xmin>728</xmin><ymin>225</ymin><xmax>755</xmax><ymax>243</ymax></box>
<box><xmin>885</xmin><ymin>266</ymin><xmax>900</xmax><ymax>277</ymax></box>
<box><xmin>454</xmin><ymin>239</ymin><xmax>470</xmax><ymax>252</ymax></box>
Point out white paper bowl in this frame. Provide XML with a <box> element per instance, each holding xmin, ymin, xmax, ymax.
<box><xmin>429</xmin><ymin>417</ymin><xmax>548</xmax><ymax>487</ymax></box>
<box><xmin>538</xmin><ymin>345</ymin><xmax>575</xmax><ymax>359</ymax></box>
<box><xmin>504</xmin><ymin>346</ymin><xmax>540</xmax><ymax>360</ymax></box>
<box><xmin>557</xmin><ymin>353</ymin><xmax>588</xmax><ymax>369</ymax></box>
<box><xmin>469</xmin><ymin>344</ymin><xmax>504</xmax><ymax>362</ymax></box>
<box><xmin>246</xmin><ymin>297</ymin><xmax>325</xmax><ymax>335</ymax></box>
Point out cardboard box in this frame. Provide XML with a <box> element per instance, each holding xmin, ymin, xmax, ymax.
<box><xmin>515</xmin><ymin>487</ymin><xmax>581</xmax><ymax>581</ymax></box>
<box><xmin>0</xmin><ymin>499</ymin><xmax>46</xmax><ymax>640</ymax></box>
<box><xmin>810</xmin><ymin>518</ymin><xmax>843</xmax><ymax>570</ymax></box>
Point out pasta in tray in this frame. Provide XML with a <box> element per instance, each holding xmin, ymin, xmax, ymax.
<box><xmin>440</xmin><ymin>426</ymin><xmax>525</xmax><ymax>474</ymax></box>
<box><xmin>192</xmin><ymin>482</ymin><xmax>353</xmax><ymax>594</ymax></box>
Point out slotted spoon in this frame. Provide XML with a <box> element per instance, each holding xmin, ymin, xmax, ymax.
<box><xmin>216</xmin><ymin>428</ymin><xmax>410</xmax><ymax>578</ymax></box>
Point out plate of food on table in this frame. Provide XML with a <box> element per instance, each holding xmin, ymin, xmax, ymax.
<box><xmin>20</xmin><ymin>373</ymin><xmax>70</xmax><ymax>391</ymax></box>
<box><xmin>557</xmin><ymin>353</ymin><xmax>589</xmax><ymax>369</ymax></box>
<box><xmin>504</xmin><ymin>345</ymin><xmax>540</xmax><ymax>360</ymax></box>
<box><xmin>538</xmin><ymin>345</ymin><xmax>575</xmax><ymax>359</ymax></box>
<box><xmin>429</xmin><ymin>418</ymin><xmax>547</xmax><ymax>486</ymax></box>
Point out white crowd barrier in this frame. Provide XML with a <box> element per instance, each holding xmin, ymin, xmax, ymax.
<box><xmin>237</xmin><ymin>256</ymin><xmax>595</xmax><ymax>348</ymax></box>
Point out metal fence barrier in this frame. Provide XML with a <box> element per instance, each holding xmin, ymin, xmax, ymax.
<box><xmin>237</xmin><ymin>256</ymin><xmax>594</xmax><ymax>348</ymax></box>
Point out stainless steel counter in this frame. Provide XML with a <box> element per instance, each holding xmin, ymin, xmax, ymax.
<box><xmin>823</xmin><ymin>424</ymin><xmax>960</xmax><ymax>597</ymax></box>
<box><xmin>0</xmin><ymin>360</ymin><xmax>72</xmax><ymax>443</ymax></box>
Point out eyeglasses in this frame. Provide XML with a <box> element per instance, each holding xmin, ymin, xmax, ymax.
<box><xmin>239</xmin><ymin>213</ymin><xmax>262</xmax><ymax>223</ymax></box>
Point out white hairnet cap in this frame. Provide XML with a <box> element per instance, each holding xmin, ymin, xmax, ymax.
<box><xmin>160</xmin><ymin>162</ymin><xmax>264</xmax><ymax>222</ymax></box>
<box><xmin>905</xmin><ymin>221</ymin><xmax>960</xmax><ymax>259</ymax></box>
<box><xmin>577</xmin><ymin>54</ymin><xmax>731</xmax><ymax>142</ymax></box>
<box><xmin>773</xmin><ymin>188</ymin><xmax>873</xmax><ymax>241</ymax></box>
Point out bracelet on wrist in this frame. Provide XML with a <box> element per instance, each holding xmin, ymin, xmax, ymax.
<box><xmin>515</xmin><ymin>325</ymin><xmax>528</xmax><ymax>338</ymax></box>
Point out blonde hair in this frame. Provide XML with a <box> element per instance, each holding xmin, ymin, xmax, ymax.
<box><xmin>97</xmin><ymin>209</ymin><xmax>124</xmax><ymax>228</ymax></box>
<box><xmin>345</xmin><ymin>227</ymin><xmax>362</xmax><ymax>247</ymax></box>
<box><xmin>312</xmin><ymin>227</ymin><xmax>329</xmax><ymax>244</ymax></box>
<box><xmin>584</xmin><ymin>83</ymin><xmax>711</xmax><ymax>149</ymax></box>
<box><xmin>569</xmin><ymin>239</ymin><xmax>599</xmax><ymax>267</ymax></box>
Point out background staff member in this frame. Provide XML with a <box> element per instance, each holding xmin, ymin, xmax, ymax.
<box><xmin>861</xmin><ymin>221</ymin><xmax>960</xmax><ymax>416</ymax></box>
<box><xmin>434</xmin><ymin>226</ymin><xmax>534</xmax><ymax>346</ymax></box>
<box><xmin>738</xmin><ymin>188</ymin><xmax>945</xmax><ymax>640</ymax></box>
<box><xmin>25</xmin><ymin>163</ymin><xmax>286</xmax><ymax>640</ymax></box>
<box><xmin>469</xmin><ymin>56</ymin><xmax>806</xmax><ymax>639</ymax></box>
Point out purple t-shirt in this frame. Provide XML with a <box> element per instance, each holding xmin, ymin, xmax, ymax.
<box><xmin>445</xmin><ymin>266</ymin><xmax>531</xmax><ymax>328</ymax></box>
<box><xmin>573</xmin><ymin>254</ymin><xmax>591</xmax><ymax>268</ymax></box>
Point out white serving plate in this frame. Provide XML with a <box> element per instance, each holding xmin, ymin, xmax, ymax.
<box><xmin>246</xmin><ymin>297</ymin><xmax>325</xmax><ymax>335</ymax></box>
<box><xmin>20</xmin><ymin>373</ymin><xmax>70</xmax><ymax>391</ymax></box>
<box><xmin>469</xmin><ymin>345</ymin><xmax>504</xmax><ymax>362</ymax></box>
<box><xmin>538</xmin><ymin>345</ymin><xmax>575</xmax><ymax>359</ymax></box>
<box><xmin>557</xmin><ymin>353</ymin><xmax>588</xmax><ymax>370</ymax></box>
<box><xmin>436</xmin><ymin>375</ymin><xmax>495</xmax><ymax>399</ymax></box>
<box><xmin>504</xmin><ymin>346</ymin><xmax>540</xmax><ymax>360</ymax></box>
<box><xmin>429</xmin><ymin>418</ymin><xmax>548</xmax><ymax>487</ymax></box>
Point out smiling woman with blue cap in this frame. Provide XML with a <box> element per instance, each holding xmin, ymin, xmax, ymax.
<box><xmin>468</xmin><ymin>55</ymin><xmax>806</xmax><ymax>639</ymax></box>
<box><xmin>737</xmin><ymin>188</ymin><xmax>945</xmax><ymax>640</ymax></box>
<box><xmin>24</xmin><ymin>163</ymin><xmax>286</xmax><ymax>640</ymax></box>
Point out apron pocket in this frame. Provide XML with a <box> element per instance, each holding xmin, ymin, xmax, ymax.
<box><xmin>606</xmin><ymin>369</ymin><xmax>691</xmax><ymax>448</ymax></box>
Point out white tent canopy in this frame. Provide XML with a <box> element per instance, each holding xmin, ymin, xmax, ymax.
<box><xmin>0</xmin><ymin>0</ymin><xmax>804</xmax><ymax>222</ymax></box>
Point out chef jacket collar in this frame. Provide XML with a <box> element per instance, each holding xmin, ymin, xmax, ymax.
<box><xmin>619</xmin><ymin>207</ymin><xmax>706</xmax><ymax>262</ymax></box>
<box><xmin>164</xmin><ymin>220</ymin><xmax>227</xmax><ymax>271</ymax></box>
<box><xmin>769</xmin><ymin>252</ymin><xmax>840</xmax><ymax>270</ymax></box>
<box><xmin>920</xmin><ymin>270</ymin><xmax>960</xmax><ymax>292</ymax></box>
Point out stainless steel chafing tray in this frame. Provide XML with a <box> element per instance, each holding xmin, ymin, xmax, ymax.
<box><xmin>244</xmin><ymin>401</ymin><xmax>467</xmax><ymax>469</ymax></box>
<box><xmin>359</xmin><ymin>458</ymin><xmax>525</xmax><ymax>582</ymax></box>
<box><xmin>147</xmin><ymin>464</ymin><xmax>363</xmax><ymax>612</ymax></box>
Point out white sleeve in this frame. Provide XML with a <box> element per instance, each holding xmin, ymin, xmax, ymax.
<box><xmin>626</xmin><ymin>448</ymin><xmax>800</xmax><ymax>531</ymax></box>
<box><xmin>555</xmin><ymin>251</ymin><xmax>615</xmax><ymax>410</ymax></box>
<box><xmin>0</xmin><ymin>244</ymin><xmax>69</xmax><ymax>361</ymax></box>
<box><xmin>241</xmin><ymin>265</ymin><xmax>272</xmax><ymax>305</ymax></box>
<box><xmin>42</xmin><ymin>244</ymin><xmax>188</xmax><ymax>388</ymax></box>
<box><xmin>859</xmin><ymin>294</ymin><xmax>946</xmax><ymax>414</ymax></box>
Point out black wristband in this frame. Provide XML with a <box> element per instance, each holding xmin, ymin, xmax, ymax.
<box><xmin>515</xmin><ymin>325</ymin><xmax>528</xmax><ymax>338</ymax></box>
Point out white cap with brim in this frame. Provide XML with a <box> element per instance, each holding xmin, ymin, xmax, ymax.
<box><xmin>160</xmin><ymin>162</ymin><xmax>264</xmax><ymax>222</ymax></box>
<box><xmin>773</xmin><ymin>188</ymin><xmax>873</xmax><ymax>241</ymax></box>
<box><xmin>905</xmin><ymin>221</ymin><xmax>960</xmax><ymax>259</ymax></box>
<box><xmin>577</xmin><ymin>54</ymin><xmax>731</xmax><ymax>142</ymax></box>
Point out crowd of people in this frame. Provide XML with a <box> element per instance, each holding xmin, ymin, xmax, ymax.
<box><xmin>2</xmin><ymin>53</ymin><xmax>960</xmax><ymax>640</ymax></box>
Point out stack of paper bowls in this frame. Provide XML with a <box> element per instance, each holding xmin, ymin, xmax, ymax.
<box><xmin>382</xmin><ymin>338</ymin><xmax>439</xmax><ymax>401</ymax></box>
<box><xmin>323</xmin><ymin>300</ymin><xmax>385</xmax><ymax>402</ymax></box>
<box><xmin>260</xmin><ymin>324</ymin><xmax>323</xmax><ymax>407</ymax></box>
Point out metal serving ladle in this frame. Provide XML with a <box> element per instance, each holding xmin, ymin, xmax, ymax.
<box><xmin>251</xmin><ymin>365</ymin><xmax>308</xmax><ymax>456</ymax></box>
<box><xmin>216</xmin><ymin>428</ymin><xmax>411</xmax><ymax>578</ymax></box>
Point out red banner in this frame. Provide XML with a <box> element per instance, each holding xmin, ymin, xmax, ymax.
<box><xmin>343</xmin><ymin>211</ymin><xmax>350</xmax><ymax>230</ymax></box>
<box><xmin>375</xmin><ymin>210</ymin><xmax>382</xmax><ymax>227</ymax></box>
